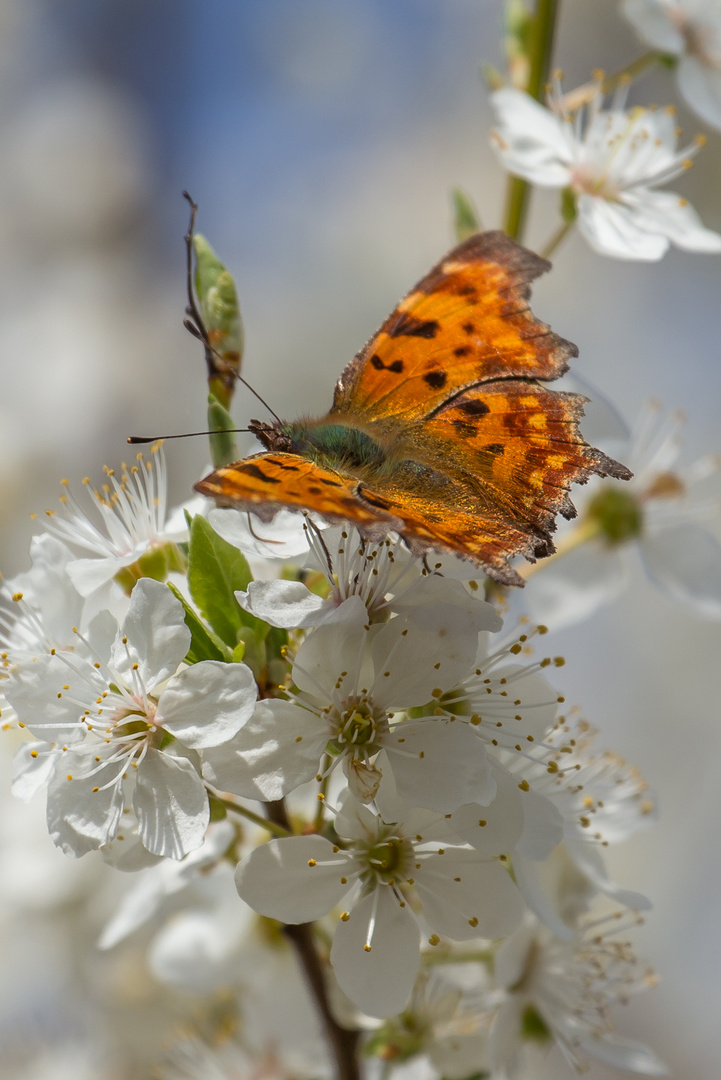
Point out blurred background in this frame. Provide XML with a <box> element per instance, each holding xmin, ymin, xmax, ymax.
<box><xmin>0</xmin><ymin>1</ymin><xmax>719</xmax><ymax>1077</ymax></box>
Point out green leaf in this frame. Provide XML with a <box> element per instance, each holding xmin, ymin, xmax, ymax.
<box><xmin>451</xmin><ymin>187</ymin><xmax>482</xmax><ymax>242</ymax></box>
<box><xmin>167</xmin><ymin>582</ymin><xmax>232</xmax><ymax>663</ymax></box>
<box><xmin>188</xmin><ymin>515</ymin><xmax>265</xmax><ymax>647</ymax></box>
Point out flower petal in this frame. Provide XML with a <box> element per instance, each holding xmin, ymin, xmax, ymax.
<box><xmin>202</xmin><ymin>699</ymin><xmax>327</xmax><ymax>800</ymax></box>
<box><xmin>385</xmin><ymin>719</ymin><xmax>495</xmax><ymax>813</ymax></box>
<box><xmin>330</xmin><ymin>888</ymin><xmax>421</xmax><ymax>1018</ymax></box>
<box><xmin>577</xmin><ymin>194</ymin><xmax>669</xmax><ymax>261</ymax></box>
<box><xmin>415</xmin><ymin>850</ymin><xmax>524</xmax><ymax>940</ymax></box>
<box><xmin>448</xmin><ymin>766</ymin><xmax>525</xmax><ymax>856</ymax></box>
<box><xmin>158</xmin><ymin>660</ymin><xmax>257</xmax><ymax>749</ymax></box>
<box><xmin>642</xmin><ymin>523</ymin><xmax>721</xmax><ymax>618</ymax></box>
<box><xmin>490</xmin><ymin>88</ymin><xmax>574</xmax><ymax>186</ymax></box>
<box><xmin>678</xmin><ymin>54</ymin><xmax>721</xmax><ymax>132</ymax></box>
<box><xmin>46</xmin><ymin>747</ymin><xmax>125</xmax><ymax>856</ymax></box>
<box><xmin>113</xmin><ymin>578</ymin><xmax>190</xmax><ymax>691</ymax></box>
<box><xmin>236</xmin><ymin>579</ymin><xmax>329</xmax><ymax>628</ymax></box>
<box><xmin>133</xmin><ymin>749</ymin><xmax>209</xmax><ymax>859</ymax></box>
<box><xmin>11</xmin><ymin>741</ymin><xmax>60</xmax><ymax>802</ymax></box>
<box><xmin>235</xmin><ymin>835</ymin><xmax>352</xmax><ymax>922</ymax></box>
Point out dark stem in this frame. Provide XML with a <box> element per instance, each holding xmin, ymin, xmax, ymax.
<box><xmin>502</xmin><ymin>0</ymin><xmax>562</xmax><ymax>241</ymax></box>
<box><xmin>266</xmin><ymin>799</ymin><xmax>361</xmax><ymax>1080</ymax></box>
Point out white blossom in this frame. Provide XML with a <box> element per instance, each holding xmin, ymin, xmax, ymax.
<box><xmin>203</xmin><ymin>594</ymin><xmax>497</xmax><ymax>811</ymax></box>
<box><xmin>623</xmin><ymin>0</ymin><xmax>721</xmax><ymax>129</ymax></box>
<box><xmin>235</xmin><ymin>783</ymin><xmax>524</xmax><ymax>1018</ymax></box>
<box><xmin>491</xmin><ymin>83</ymin><xmax>721</xmax><ymax>259</ymax></box>
<box><xmin>5</xmin><ymin>579</ymin><xmax>257</xmax><ymax>859</ymax></box>
<box><xmin>490</xmin><ymin>912</ymin><xmax>666</xmax><ymax>1076</ymax></box>
<box><xmin>39</xmin><ymin>443</ymin><xmax>190</xmax><ymax>614</ymax></box>
<box><xmin>523</xmin><ymin>401</ymin><xmax>721</xmax><ymax>629</ymax></box>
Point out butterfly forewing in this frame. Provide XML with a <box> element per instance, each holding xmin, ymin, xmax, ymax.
<box><xmin>331</xmin><ymin>231</ymin><xmax>578</xmax><ymax>422</ymax></box>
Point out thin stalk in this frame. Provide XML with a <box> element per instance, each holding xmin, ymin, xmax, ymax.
<box><xmin>422</xmin><ymin>947</ymin><xmax>496</xmax><ymax>967</ymax></box>
<box><xmin>266</xmin><ymin>799</ymin><xmax>361</xmax><ymax>1080</ymax></box>
<box><xmin>539</xmin><ymin>218</ymin><xmax>574</xmax><ymax>260</ymax></box>
<box><xmin>560</xmin><ymin>51</ymin><xmax>662</xmax><ymax>112</ymax></box>
<box><xmin>213</xmin><ymin>793</ymin><xmax>292</xmax><ymax>838</ymax></box>
<box><xmin>503</xmin><ymin>0</ymin><xmax>562</xmax><ymax>240</ymax></box>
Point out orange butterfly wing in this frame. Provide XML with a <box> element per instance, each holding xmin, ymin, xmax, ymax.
<box><xmin>196</xmin><ymin>452</ymin><xmax>402</xmax><ymax>536</ymax></box>
<box><xmin>331</xmin><ymin>231</ymin><xmax>577</xmax><ymax>422</ymax></box>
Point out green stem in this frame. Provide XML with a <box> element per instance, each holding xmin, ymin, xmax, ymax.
<box><xmin>560</xmin><ymin>50</ymin><xmax>662</xmax><ymax>112</ymax></box>
<box><xmin>503</xmin><ymin>0</ymin><xmax>562</xmax><ymax>241</ymax></box>
<box><xmin>539</xmin><ymin>218</ymin><xmax>574</xmax><ymax>261</ymax></box>
<box><xmin>213</xmin><ymin>793</ymin><xmax>292</xmax><ymax>838</ymax></box>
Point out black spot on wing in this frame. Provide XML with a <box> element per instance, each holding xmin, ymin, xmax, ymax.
<box><xmin>457</xmin><ymin>399</ymin><xmax>489</xmax><ymax>416</ymax></box>
<box><xmin>388</xmin><ymin>313</ymin><xmax>440</xmax><ymax>339</ymax></box>
<box><xmin>484</xmin><ymin>443</ymin><xmax>505</xmax><ymax>456</ymax></box>
<box><xmin>424</xmin><ymin>370</ymin><xmax>447</xmax><ymax>389</ymax></box>
<box><xmin>371</xmin><ymin>354</ymin><xmax>404</xmax><ymax>373</ymax></box>
<box><xmin>243</xmin><ymin>463</ymin><xmax>281</xmax><ymax>483</ymax></box>
<box><xmin>453</xmin><ymin>346</ymin><xmax>470</xmax><ymax>358</ymax></box>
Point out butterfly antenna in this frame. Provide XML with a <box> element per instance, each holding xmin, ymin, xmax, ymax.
<box><xmin>182</xmin><ymin>192</ymin><xmax>282</xmax><ymax>425</ymax></box>
<box><xmin>127</xmin><ymin>429</ymin><xmax>252</xmax><ymax>445</ymax></box>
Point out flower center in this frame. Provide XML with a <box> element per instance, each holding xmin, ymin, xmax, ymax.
<box><xmin>365</xmin><ymin>835</ymin><xmax>413</xmax><ymax>884</ymax></box>
<box><xmin>587</xmin><ymin>486</ymin><xmax>644</xmax><ymax>545</ymax></box>
<box><xmin>330</xmin><ymin>698</ymin><xmax>386</xmax><ymax>753</ymax></box>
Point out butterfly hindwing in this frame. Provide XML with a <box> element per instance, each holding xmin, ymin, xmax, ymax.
<box><xmin>331</xmin><ymin>231</ymin><xmax>578</xmax><ymax>422</ymax></box>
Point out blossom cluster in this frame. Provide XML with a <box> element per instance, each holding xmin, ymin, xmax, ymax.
<box><xmin>1</xmin><ymin>445</ymin><xmax>666</xmax><ymax>1078</ymax></box>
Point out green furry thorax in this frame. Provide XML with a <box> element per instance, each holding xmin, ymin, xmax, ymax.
<box><xmin>280</xmin><ymin>422</ymin><xmax>388</xmax><ymax>475</ymax></box>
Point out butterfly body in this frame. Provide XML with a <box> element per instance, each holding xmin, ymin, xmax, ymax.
<box><xmin>197</xmin><ymin>232</ymin><xmax>631</xmax><ymax>586</ymax></box>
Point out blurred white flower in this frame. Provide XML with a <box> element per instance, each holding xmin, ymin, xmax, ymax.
<box><xmin>622</xmin><ymin>0</ymin><xmax>721</xmax><ymax>130</ymax></box>
<box><xmin>235</xmin><ymin>783</ymin><xmax>524</xmax><ymax>1019</ymax></box>
<box><xmin>41</xmin><ymin>443</ymin><xmax>189</xmax><ymax>616</ymax></box>
<box><xmin>6</xmin><ymin>579</ymin><xmax>257</xmax><ymax>859</ymax></box>
<box><xmin>490</xmin><ymin>912</ymin><xmax>666</xmax><ymax>1076</ymax></box>
<box><xmin>490</xmin><ymin>84</ymin><xmax>721</xmax><ymax>259</ymax></box>
<box><xmin>523</xmin><ymin>401</ymin><xmax>721</xmax><ymax>629</ymax></box>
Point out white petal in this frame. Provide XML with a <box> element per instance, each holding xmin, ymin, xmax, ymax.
<box><xmin>235</xmin><ymin>835</ymin><xmax>352</xmax><ymax>922</ymax></box>
<box><xmin>515</xmin><ymin>791</ymin><xmax>563</xmax><ymax>860</ymax></box>
<box><xmin>448</xmin><ymin>766</ymin><xmax>525</xmax><ymax>855</ymax></box>
<box><xmin>577</xmin><ymin>194</ymin><xmax>669</xmax><ymax>261</ymax></box>
<box><xmin>621</xmin><ymin>0</ymin><xmax>685</xmax><ymax>52</ymax></box>
<box><xmin>430</xmin><ymin>1034</ymin><xmax>489</xmax><ymax>1080</ymax></box>
<box><xmin>67</xmin><ymin>552</ymin><xmax>137</xmax><ymax>596</ymax></box>
<box><xmin>678</xmin><ymin>54</ymin><xmax>721</xmax><ymax>131</ymax></box>
<box><xmin>237</xmin><ymin>578</ymin><xmax>329</xmax><ymax>627</ymax></box>
<box><xmin>512</xmin><ymin>853</ymin><xmax>574</xmax><ymax>939</ymax></box>
<box><xmin>565</xmin><ymin>837</ymin><xmax>652</xmax><ymax>911</ymax></box>
<box><xmin>415</xmin><ymin>850</ymin><xmax>524</xmax><ymax>940</ymax></box>
<box><xmin>370</xmin><ymin>607</ymin><xmax>478</xmax><ymax>709</ymax></box>
<box><xmin>201</xmin><ymin>699</ymin><xmax>327</xmax><ymax>800</ymax></box>
<box><xmin>642</xmin><ymin>523</ymin><xmax>721</xmax><ymax>618</ymax></box>
<box><xmin>491</xmin><ymin>88</ymin><xmax>574</xmax><ymax>187</ymax></box>
<box><xmin>19</xmin><ymin>534</ymin><xmax>84</xmax><ymax>645</ymax></box>
<box><xmin>330</xmin><ymin>888</ymin><xmax>420</xmax><ymax>1018</ymax></box>
<box><xmin>625</xmin><ymin>188</ymin><xmax>721</xmax><ymax>252</ymax></box>
<box><xmin>133</xmin><ymin>749</ymin><xmax>209</xmax><ymax>858</ymax></box>
<box><xmin>524</xmin><ymin>539</ymin><xmax>627</xmax><ymax>631</ymax></box>
<box><xmin>580</xmin><ymin>1033</ymin><xmax>668</xmax><ymax>1074</ymax></box>
<box><xmin>5</xmin><ymin>653</ymin><xmax>101</xmax><ymax>743</ymax></box>
<box><xmin>11</xmin><ymin>741</ymin><xmax>60</xmax><ymax>801</ymax></box>
<box><xmin>113</xmin><ymin>578</ymin><xmax>190</xmax><ymax>690</ymax></box>
<box><xmin>385</xmin><ymin>719</ymin><xmax>495</xmax><ymax>813</ymax></box>
<box><xmin>46</xmin><ymin>747</ymin><xmax>125</xmax><ymax>856</ymax></box>
<box><xmin>208</xmin><ymin>506</ymin><xmax>315</xmax><ymax>559</ymax></box>
<box><xmin>292</xmin><ymin>595</ymin><xmax>371</xmax><ymax>699</ymax></box>
<box><xmin>158</xmin><ymin>660</ymin><xmax>257</xmax><ymax>748</ymax></box>
<box><xmin>394</xmin><ymin>575</ymin><xmax>502</xmax><ymax>634</ymax></box>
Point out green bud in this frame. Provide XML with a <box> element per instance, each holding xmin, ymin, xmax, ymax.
<box><xmin>587</xmin><ymin>485</ymin><xmax>644</xmax><ymax>545</ymax></box>
<box><xmin>193</xmin><ymin>234</ymin><xmax>244</xmax><ymax>410</ymax></box>
<box><xmin>451</xmin><ymin>188</ymin><xmax>482</xmax><ymax>242</ymax></box>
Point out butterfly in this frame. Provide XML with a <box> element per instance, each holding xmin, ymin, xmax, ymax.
<box><xmin>195</xmin><ymin>231</ymin><xmax>630</xmax><ymax>586</ymax></box>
